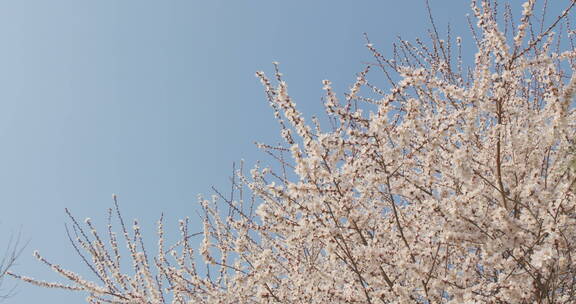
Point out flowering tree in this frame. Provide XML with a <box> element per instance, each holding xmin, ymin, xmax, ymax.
<box><xmin>9</xmin><ymin>0</ymin><xmax>576</xmax><ymax>303</ymax></box>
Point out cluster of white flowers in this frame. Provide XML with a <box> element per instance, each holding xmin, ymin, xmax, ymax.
<box><xmin>9</xmin><ymin>0</ymin><xmax>576</xmax><ymax>303</ymax></box>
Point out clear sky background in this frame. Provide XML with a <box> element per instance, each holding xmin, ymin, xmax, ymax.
<box><xmin>0</xmin><ymin>1</ymin><xmax>570</xmax><ymax>303</ymax></box>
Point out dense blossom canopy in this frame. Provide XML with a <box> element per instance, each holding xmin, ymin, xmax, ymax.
<box><xmin>10</xmin><ymin>0</ymin><xmax>576</xmax><ymax>303</ymax></box>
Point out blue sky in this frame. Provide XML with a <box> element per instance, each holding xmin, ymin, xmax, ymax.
<box><xmin>0</xmin><ymin>1</ymin><xmax>569</xmax><ymax>303</ymax></box>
